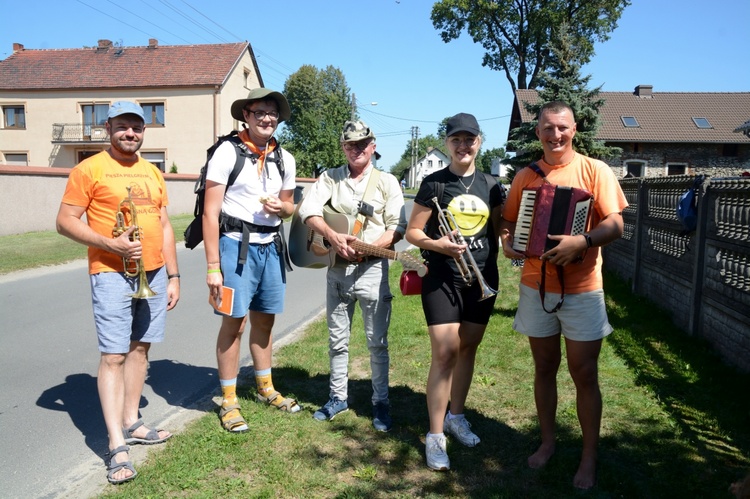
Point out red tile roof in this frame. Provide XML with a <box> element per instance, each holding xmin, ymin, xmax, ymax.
<box><xmin>0</xmin><ymin>41</ymin><xmax>250</xmax><ymax>90</ymax></box>
<box><xmin>514</xmin><ymin>88</ymin><xmax>750</xmax><ymax>144</ymax></box>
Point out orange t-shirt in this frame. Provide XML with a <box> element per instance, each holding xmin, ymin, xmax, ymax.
<box><xmin>502</xmin><ymin>152</ymin><xmax>628</xmax><ymax>293</ymax></box>
<box><xmin>61</xmin><ymin>151</ymin><xmax>169</xmax><ymax>274</ymax></box>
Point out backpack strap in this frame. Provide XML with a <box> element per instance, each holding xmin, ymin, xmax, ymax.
<box><xmin>222</xmin><ymin>137</ymin><xmax>292</xmax><ymax>270</ymax></box>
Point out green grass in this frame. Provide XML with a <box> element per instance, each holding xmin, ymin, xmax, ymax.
<box><xmin>2</xmin><ymin>227</ymin><xmax>748</xmax><ymax>497</ymax></box>
<box><xmin>0</xmin><ymin>214</ymin><xmax>194</xmax><ymax>275</ymax></box>
<box><xmin>94</xmin><ymin>263</ymin><xmax>749</xmax><ymax>498</ymax></box>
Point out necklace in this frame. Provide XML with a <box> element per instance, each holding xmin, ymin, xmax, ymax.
<box><xmin>457</xmin><ymin>169</ymin><xmax>476</xmax><ymax>193</ymax></box>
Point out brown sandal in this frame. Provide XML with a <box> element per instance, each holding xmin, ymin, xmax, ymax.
<box><xmin>219</xmin><ymin>403</ymin><xmax>249</xmax><ymax>432</ymax></box>
<box><xmin>256</xmin><ymin>390</ymin><xmax>302</xmax><ymax>413</ymax></box>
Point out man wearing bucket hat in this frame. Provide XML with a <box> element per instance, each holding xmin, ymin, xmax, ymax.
<box><xmin>56</xmin><ymin>100</ymin><xmax>180</xmax><ymax>484</ymax></box>
<box><xmin>298</xmin><ymin>120</ymin><xmax>406</xmax><ymax>432</ymax></box>
<box><xmin>203</xmin><ymin>88</ymin><xmax>300</xmax><ymax>433</ymax></box>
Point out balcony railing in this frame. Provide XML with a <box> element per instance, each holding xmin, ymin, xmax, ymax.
<box><xmin>52</xmin><ymin>123</ymin><xmax>109</xmax><ymax>143</ymax></box>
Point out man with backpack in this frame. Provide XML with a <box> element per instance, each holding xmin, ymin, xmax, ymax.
<box><xmin>203</xmin><ymin>88</ymin><xmax>300</xmax><ymax>433</ymax></box>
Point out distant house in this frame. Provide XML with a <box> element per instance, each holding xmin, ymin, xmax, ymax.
<box><xmin>508</xmin><ymin>85</ymin><xmax>750</xmax><ymax>177</ymax></box>
<box><xmin>0</xmin><ymin>39</ymin><xmax>263</xmax><ymax>173</ymax></box>
<box><xmin>405</xmin><ymin>147</ymin><xmax>450</xmax><ymax>189</ymax></box>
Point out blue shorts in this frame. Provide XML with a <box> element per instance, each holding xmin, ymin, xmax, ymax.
<box><xmin>90</xmin><ymin>267</ymin><xmax>168</xmax><ymax>353</ymax></box>
<box><xmin>219</xmin><ymin>234</ymin><xmax>286</xmax><ymax>318</ymax></box>
<box><xmin>513</xmin><ymin>284</ymin><xmax>613</xmax><ymax>342</ymax></box>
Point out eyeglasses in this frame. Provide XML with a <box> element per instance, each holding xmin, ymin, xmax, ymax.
<box><xmin>245</xmin><ymin>109</ymin><xmax>280</xmax><ymax>121</ymax></box>
<box><xmin>448</xmin><ymin>136</ymin><xmax>477</xmax><ymax>147</ymax></box>
<box><xmin>343</xmin><ymin>140</ymin><xmax>373</xmax><ymax>152</ymax></box>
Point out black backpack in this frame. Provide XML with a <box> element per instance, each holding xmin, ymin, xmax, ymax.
<box><xmin>183</xmin><ymin>130</ymin><xmax>285</xmax><ymax>249</ymax></box>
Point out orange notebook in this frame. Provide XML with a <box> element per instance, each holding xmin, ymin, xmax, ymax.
<box><xmin>209</xmin><ymin>286</ymin><xmax>235</xmax><ymax>315</ymax></box>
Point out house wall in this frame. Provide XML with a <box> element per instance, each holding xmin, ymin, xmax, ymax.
<box><xmin>606</xmin><ymin>142</ymin><xmax>750</xmax><ymax>178</ymax></box>
<box><xmin>0</xmin><ymin>48</ymin><xmax>262</xmax><ymax>175</ymax></box>
<box><xmin>604</xmin><ymin>175</ymin><xmax>750</xmax><ymax>373</ymax></box>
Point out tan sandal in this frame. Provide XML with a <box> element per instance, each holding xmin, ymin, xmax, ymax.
<box><xmin>256</xmin><ymin>390</ymin><xmax>302</xmax><ymax>413</ymax></box>
<box><xmin>219</xmin><ymin>403</ymin><xmax>249</xmax><ymax>433</ymax></box>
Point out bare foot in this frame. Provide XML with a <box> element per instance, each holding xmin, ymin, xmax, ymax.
<box><xmin>573</xmin><ymin>456</ymin><xmax>597</xmax><ymax>490</ymax></box>
<box><xmin>528</xmin><ymin>442</ymin><xmax>555</xmax><ymax>469</ymax></box>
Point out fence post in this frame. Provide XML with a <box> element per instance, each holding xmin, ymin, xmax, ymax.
<box><xmin>688</xmin><ymin>178</ymin><xmax>708</xmax><ymax>336</ymax></box>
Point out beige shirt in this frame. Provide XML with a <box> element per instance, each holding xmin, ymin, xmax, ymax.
<box><xmin>298</xmin><ymin>164</ymin><xmax>406</xmax><ymax>244</ymax></box>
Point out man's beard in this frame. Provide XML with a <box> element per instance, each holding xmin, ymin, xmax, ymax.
<box><xmin>112</xmin><ymin>137</ymin><xmax>142</xmax><ymax>156</ymax></box>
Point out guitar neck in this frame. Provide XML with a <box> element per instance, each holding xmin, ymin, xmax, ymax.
<box><xmin>349</xmin><ymin>239</ymin><xmax>397</xmax><ymax>260</ymax></box>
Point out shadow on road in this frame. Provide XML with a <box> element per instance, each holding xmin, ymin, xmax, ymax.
<box><xmin>36</xmin><ymin>373</ymin><xmax>109</xmax><ymax>460</ymax></box>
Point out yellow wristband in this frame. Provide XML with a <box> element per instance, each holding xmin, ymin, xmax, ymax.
<box><xmin>207</xmin><ymin>269</ymin><xmax>222</xmax><ymax>274</ymax></box>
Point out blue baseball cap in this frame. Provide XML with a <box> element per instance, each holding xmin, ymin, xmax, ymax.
<box><xmin>108</xmin><ymin>101</ymin><xmax>145</xmax><ymax>121</ymax></box>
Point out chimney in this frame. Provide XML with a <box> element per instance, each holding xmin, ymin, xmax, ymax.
<box><xmin>13</xmin><ymin>43</ymin><xmax>24</xmax><ymax>52</ymax></box>
<box><xmin>148</xmin><ymin>39</ymin><xmax>158</xmax><ymax>49</ymax></box>
<box><xmin>634</xmin><ymin>85</ymin><xmax>653</xmax><ymax>98</ymax></box>
<box><xmin>97</xmin><ymin>39</ymin><xmax>113</xmax><ymax>52</ymax></box>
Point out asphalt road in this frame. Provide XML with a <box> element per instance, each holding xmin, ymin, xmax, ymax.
<box><xmin>0</xmin><ymin>230</ymin><xmax>329</xmax><ymax>499</ymax></box>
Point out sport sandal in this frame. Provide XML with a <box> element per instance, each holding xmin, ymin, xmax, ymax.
<box><xmin>106</xmin><ymin>445</ymin><xmax>137</xmax><ymax>484</ymax></box>
<box><xmin>256</xmin><ymin>390</ymin><xmax>302</xmax><ymax>413</ymax></box>
<box><xmin>219</xmin><ymin>403</ymin><xmax>249</xmax><ymax>433</ymax></box>
<box><xmin>122</xmin><ymin>418</ymin><xmax>172</xmax><ymax>445</ymax></box>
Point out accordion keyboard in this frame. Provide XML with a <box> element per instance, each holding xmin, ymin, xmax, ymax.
<box><xmin>512</xmin><ymin>189</ymin><xmax>537</xmax><ymax>252</ymax></box>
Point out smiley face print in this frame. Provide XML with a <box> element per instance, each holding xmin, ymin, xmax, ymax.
<box><xmin>447</xmin><ymin>194</ymin><xmax>490</xmax><ymax>237</ymax></box>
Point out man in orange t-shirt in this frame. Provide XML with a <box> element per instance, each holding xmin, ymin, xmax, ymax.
<box><xmin>56</xmin><ymin>101</ymin><xmax>180</xmax><ymax>485</ymax></box>
<box><xmin>500</xmin><ymin>101</ymin><xmax>628</xmax><ymax>490</ymax></box>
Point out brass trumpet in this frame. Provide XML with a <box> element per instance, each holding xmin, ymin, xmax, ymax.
<box><xmin>431</xmin><ymin>197</ymin><xmax>497</xmax><ymax>301</ymax></box>
<box><xmin>113</xmin><ymin>186</ymin><xmax>157</xmax><ymax>299</ymax></box>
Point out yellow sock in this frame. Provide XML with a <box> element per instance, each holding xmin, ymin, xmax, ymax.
<box><xmin>256</xmin><ymin>373</ymin><xmax>274</xmax><ymax>396</ymax></box>
<box><xmin>221</xmin><ymin>384</ymin><xmax>238</xmax><ymax>406</ymax></box>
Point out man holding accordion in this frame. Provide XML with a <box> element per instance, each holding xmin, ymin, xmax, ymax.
<box><xmin>500</xmin><ymin>101</ymin><xmax>628</xmax><ymax>490</ymax></box>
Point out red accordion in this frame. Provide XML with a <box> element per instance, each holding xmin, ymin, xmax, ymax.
<box><xmin>512</xmin><ymin>183</ymin><xmax>593</xmax><ymax>257</ymax></box>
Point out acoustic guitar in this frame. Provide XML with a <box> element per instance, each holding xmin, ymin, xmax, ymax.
<box><xmin>289</xmin><ymin>205</ymin><xmax>426</xmax><ymax>276</ymax></box>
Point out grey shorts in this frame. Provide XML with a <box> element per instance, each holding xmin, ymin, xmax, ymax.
<box><xmin>513</xmin><ymin>284</ymin><xmax>613</xmax><ymax>342</ymax></box>
<box><xmin>90</xmin><ymin>267</ymin><xmax>168</xmax><ymax>353</ymax></box>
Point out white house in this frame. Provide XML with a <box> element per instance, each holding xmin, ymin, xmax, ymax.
<box><xmin>406</xmin><ymin>147</ymin><xmax>450</xmax><ymax>189</ymax></box>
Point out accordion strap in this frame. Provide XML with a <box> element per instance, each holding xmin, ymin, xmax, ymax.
<box><xmin>538</xmin><ymin>260</ymin><xmax>565</xmax><ymax>313</ymax></box>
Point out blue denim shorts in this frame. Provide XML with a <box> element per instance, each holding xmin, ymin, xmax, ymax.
<box><xmin>90</xmin><ymin>267</ymin><xmax>168</xmax><ymax>353</ymax></box>
<box><xmin>219</xmin><ymin>234</ymin><xmax>286</xmax><ymax>317</ymax></box>
<box><xmin>513</xmin><ymin>284</ymin><xmax>613</xmax><ymax>341</ymax></box>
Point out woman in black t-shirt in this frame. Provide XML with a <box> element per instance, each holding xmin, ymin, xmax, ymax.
<box><xmin>405</xmin><ymin>113</ymin><xmax>504</xmax><ymax>471</ymax></box>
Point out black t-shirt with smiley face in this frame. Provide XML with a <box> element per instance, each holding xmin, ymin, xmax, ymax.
<box><xmin>415</xmin><ymin>166</ymin><xmax>504</xmax><ymax>282</ymax></box>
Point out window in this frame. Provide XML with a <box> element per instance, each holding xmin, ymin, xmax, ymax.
<box><xmin>141</xmin><ymin>103</ymin><xmax>165</xmax><ymax>126</ymax></box>
<box><xmin>141</xmin><ymin>151</ymin><xmax>166</xmax><ymax>172</ymax></box>
<box><xmin>438</xmin><ymin>160</ymin><xmax>444</xmax><ymax>169</ymax></box>
<box><xmin>667</xmin><ymin>163</ymin><xmax>687</xmax><ymax>175</ymax></box>
<box><xmin>625</xmin><ymin>160</ymin><xmax>646</xmax><ymax>177</ymax></box>
<box><xmin>428</xmin><ymin>160</ymin><xmax>433</xmax><ymax>168</ymax></box>
<box><xmin>722</xmin><ymin>144</ymin><xmax>738</xmax><ymax>157</ymax></box>
<box><xmin>244</xmin><ymin>70</ymin><xmax>252</xmax><ymax>88</ymax></box>
<box><xmin>692</xmin><ymin>117</ymin><xmax>712</xmax><ymax>129</ymax></box>
<box><xmin>621</xmin><ymin>116</ymin><xmax>639</xmax><ymax>128</ymax></box>
<box><xmin>81</xmin><ymin>103</ymin><xmax>109</xmax><ymax>139</ymax></box>
<box><xmin>3</xmin><ymin>106</ymin><xmax>26</xmax><ymax>129</ymax></box>
<box><xmin>4</xmin><ymin>153</ymin><xmax>28</xmax><ymax>166</ymax></box>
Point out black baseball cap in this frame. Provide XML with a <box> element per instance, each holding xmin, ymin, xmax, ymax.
<box><xmin>446</xmin><ymin>113</ymin><xmax>480</xmax><ymax>136</ymax></box>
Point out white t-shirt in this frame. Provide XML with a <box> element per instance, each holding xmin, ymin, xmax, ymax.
<box><xmin>206</xmin><ymin>139</ymin><xmax>296</xmax><ymax>244</ymax></box>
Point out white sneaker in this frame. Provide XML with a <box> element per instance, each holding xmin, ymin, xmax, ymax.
<box><xmin>425</xmin><ymin>433</ymin><xmax>450</xmax><ymax>471</ymax></box>
<box><xmin>444</xmin><ymin>413</ymin><xmax>480</xmax><ymax>447</ymax></box>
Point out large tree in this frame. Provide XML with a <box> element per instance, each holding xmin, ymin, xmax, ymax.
<box><xmin>279</xmin><ymin>65</ymin><xmax>351</xmax><ymax>177</ymax></box>
<box><xmin>506</xmin><ymin>23</ymin><xmax>621</xmax><ymax>172</ymax></box>
<box><xmin>431</xmin><ymin>0</ymin><xmax>630</xmax><ymax>92</ymax></box>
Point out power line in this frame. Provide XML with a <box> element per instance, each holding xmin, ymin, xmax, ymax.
<box><xmin>103</xmin><ymin>0</ymin><xmax>193</xmax><ymax>45</ymax></box>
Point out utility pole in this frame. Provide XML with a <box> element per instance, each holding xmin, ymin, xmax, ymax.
<box><xmin>351</xmin><ymin>92</ymin><xmax>356</xmax><ymax>120</ymax></box>
<box><xmin>410</xmin><ymin>126</ymin><xmax>420</xmax><ymax>188</ymax></box>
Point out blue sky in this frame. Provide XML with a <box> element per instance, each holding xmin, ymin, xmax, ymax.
<box><xmin>2</xmin><ymin>0</ymin><xmax>748</xmax><ymax>170</ymax></box>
